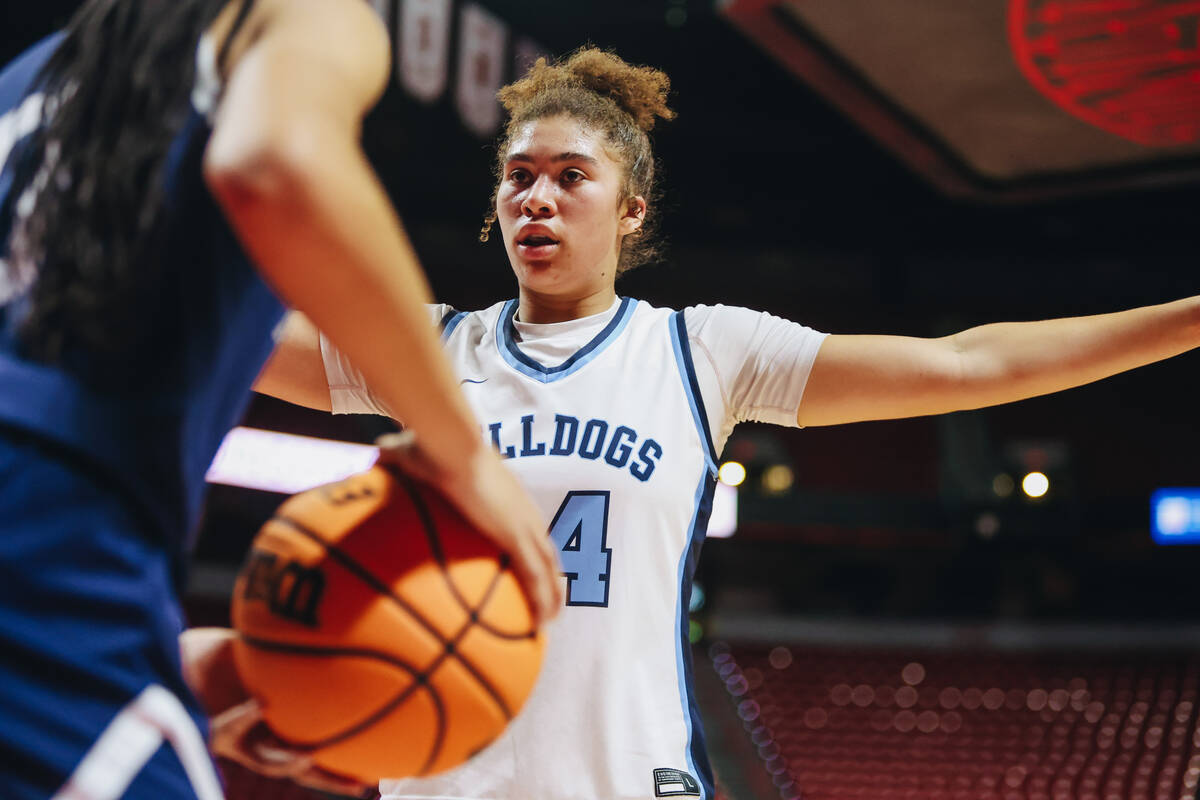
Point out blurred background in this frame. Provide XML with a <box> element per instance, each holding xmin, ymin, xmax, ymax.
<box><xmin>6</xmin><ymin>1</ymin><xmax>1200</xmax><ymax>798</ymax></box>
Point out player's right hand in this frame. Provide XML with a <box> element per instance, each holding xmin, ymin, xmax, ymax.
<box><xmin>184</xmin><ymin>627</ymin><xmax>374</xmax><ymax>798</ymax></box>
<box><xmin>375</xmin><ymin>430</ymin><xmax>563</xmax><ymax>625</ymax></box>
<box><xmin>211</xmin><ymin>698</ymin><xmax>375</xmax><ymax>798</ymax></box>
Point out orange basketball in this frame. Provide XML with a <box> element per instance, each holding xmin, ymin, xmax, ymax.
<box><xmin>230</xmin><ymin>465</ymin><xmax>545</xmax><ymax>783</ymax></box>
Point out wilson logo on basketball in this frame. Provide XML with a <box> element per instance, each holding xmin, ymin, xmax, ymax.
<box><xmin>241</xmin><ymin>549</ymin><xmax>326</xmax><ymax>628</ymax></box>
<box><xmin>320</xmin><ymin>481</ymin><xmax>377</xmax><ymax>507</ymax></box>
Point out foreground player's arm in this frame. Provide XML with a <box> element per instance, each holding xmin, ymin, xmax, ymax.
<box><xmin>796</xmin><ymin>296</ymin><xmax>1200</xmax><ymax>427</ymax></box>
<box><xmin>203</xmin><ymin>0</ymin><xmax>561</xmax><ymax>620</ymax></box>
<box><xmin>204</xmin><ymin>0</ymin><xmax>468</xmax><ymax>458</ymax></box>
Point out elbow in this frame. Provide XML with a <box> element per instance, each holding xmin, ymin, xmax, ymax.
<box><xmin>203</xmin><ymin>123</ymin><xmax>326</xmax><ymax>213</ymax></box>
<box><xmin>1184</xmin><ymin>295</ymin><xmax>1200</xmax><ymax>343</ymax></box>
<box><xmin>939</xmin><ymin>332</ymin><xmax>999</xmax><ymax>413</ymax></box>
<box><xmin>204</xmin><ymin>152</ymin><xmax>292</xmax><ymax>211</ymax></box>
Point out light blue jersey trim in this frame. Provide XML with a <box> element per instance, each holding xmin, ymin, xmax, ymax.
<box><xmin>439</xmin><ymin>309</ymin><xmax>466</xmax><ymax>343</ymax></box>
<box><xmin>674</xmin><ymin>469</ymin><xmax>717</xmax><ymax>800</ymax></box>
<box><xmin>669</xmin><ymin>312</ymin><xmax>719</xmax><ymax>476</ymax></box>
<box><xmin>495</xmin><ymin>298</ymin><xmax>637</xmax><ymax>383</ymax></box>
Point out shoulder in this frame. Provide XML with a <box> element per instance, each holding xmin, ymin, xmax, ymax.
<box><xmin>681</xmin><ymin>303</ymin><xmax>824</xmax><ymax>333</ymax></box>
<box><xmin>618</xmin><ymin>297</ymin><xmax>678</xmax><ymax>325</ymax></box>
<box><xmin>436</xmin><ymin>300</ymin><xmax>509</xmax><ymax>337</ymax></box>
<box><xmin>215</xmin><ymin>0</ymin><xmax>390</xmax><ymax>102</ymax></box>
<box><xmin>466</xmin><ymin>299</ymin><xmax>509</xmax><ymax>323</ymax></box>
<box><xmin>616</xmin><ymin>300</ymin><xmax>767</xmax><ymax>341</ymax></box>
<box><xmin>680</xmin><ymin>303</ymin><xmax>762</xmax><ymax>324</ymax></box>
<box><xmin>678</xmin><ymin>303</ymin><xmax>772</xmax><ymax>339</ymax></box>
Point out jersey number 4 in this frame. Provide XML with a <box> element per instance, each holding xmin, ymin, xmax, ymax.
<box><xmin>548</xmin><ymin>491</ymin><xmax>612</xmax><ymax>607</ymax></box>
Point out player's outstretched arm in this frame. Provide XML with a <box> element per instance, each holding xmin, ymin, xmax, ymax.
<box><xmin>203</xmin><ymin>0</ymin><xmax>561</xmax><ymax>622</ymax></box>
<box><xmin>253</xmin><ymin>312</ymin><xmax>332</xmax><ymax>412</ymax></box>
<box><xmin>797</xmin><ymin>295</ymin><xmax>1200</xmax><ymax>427</ymax></box>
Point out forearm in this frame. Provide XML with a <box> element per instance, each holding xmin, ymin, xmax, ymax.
<box><xmin>800</xmin><ymin>296</ymin><xmax>1200</xmax><ymax>427</ymax></box>
<box><xmin>951</xmin><ymin>295</ymin><xmax>1200</xmax><ymax>409</ymax></box>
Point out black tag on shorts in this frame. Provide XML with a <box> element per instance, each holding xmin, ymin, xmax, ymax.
<box><xmin>653</xmin><ymin>767</ymin><xmax>701</xmax><ymax>797</ymax></box>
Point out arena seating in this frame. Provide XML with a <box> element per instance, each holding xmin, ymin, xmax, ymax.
<box><xmin>220</xmin><ymin>642</ymin><xmax>1200</xmax><ymax>800</ymax></box>
<box><xmin>712</xmin><ymin>643</ymin><xmax>1200</xmax><ymax>800</ymax></box>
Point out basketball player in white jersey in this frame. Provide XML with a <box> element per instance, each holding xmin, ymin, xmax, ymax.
<box><xmin>255</xmin><ymin>48</ymin><xmax>1200</xmax><ymax>800</ymax></box>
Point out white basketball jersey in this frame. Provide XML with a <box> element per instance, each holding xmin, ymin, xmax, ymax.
<box><xmin>381</xmin><ymin>298</ymin><xmax>718</xmax><ymax>800</ymax></box>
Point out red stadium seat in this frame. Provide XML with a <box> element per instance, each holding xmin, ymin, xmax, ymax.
<box><xmin>711</xmin><ymin>644</ymin><xmax>1200</xmax><ymax>800</ymax></box>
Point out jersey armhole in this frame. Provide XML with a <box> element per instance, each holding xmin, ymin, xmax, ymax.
<box><xmin>668</xmin><ymin>310</ymin><xmax>719</xmax><ymax>475</ymax></box>
<box><xmin>438</xmin><ymin>307</ymin><xmax>466</xmax><ymax>342</ymax></box>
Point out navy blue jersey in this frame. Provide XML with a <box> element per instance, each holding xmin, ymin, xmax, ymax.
<box><xmin>0</xmin><ymin>33</ymin><xmax>285</xmax><ymax>555</ymax></box>
<box><xmin>0</xmin><ymin>30</ymin><xmax>284</xmax><ymax>800</ymax></box>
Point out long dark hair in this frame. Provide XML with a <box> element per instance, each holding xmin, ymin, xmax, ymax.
<box><xmin>2</xmin><ymin>0</ymin><xmax>251</xmax><ymax>363</ymax></box>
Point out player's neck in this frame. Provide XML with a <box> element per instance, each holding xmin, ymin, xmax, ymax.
<box><xmin>516</xmin><ymin>286</ymin><xmax>618</xmax><ymax>324</ymax></box>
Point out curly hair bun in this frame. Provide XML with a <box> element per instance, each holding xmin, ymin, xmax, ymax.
<box><xmin>499</xmin><ymin>47</ymin><xmax>675</xmax><ymax>132</ymax></box>
<box><xmin>491</xmin><ymin>47</ymin><xmax>674</xmax><ymax>274</ymax></box>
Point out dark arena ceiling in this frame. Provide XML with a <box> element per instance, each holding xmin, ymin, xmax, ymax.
<box><xmin>4</xmin><ymin>1</ymin><xmax>1198</xmax><ymax>259</ymax></box>
<box><xmin>722</xmin><ymin>0</ymin><xmax>1200</xmax><ymax>198</ymax></box>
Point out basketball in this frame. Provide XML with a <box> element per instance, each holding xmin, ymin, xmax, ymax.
<box><xmin>229</xmin><ymin>465</ymin><xmax>546</xmax><ymax>783</ymax></box>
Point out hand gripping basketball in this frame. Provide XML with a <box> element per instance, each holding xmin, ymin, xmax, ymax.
<box><xmin>210</xmin><ymin>697</ymin><xmax>376</xmax><ymax>798</ymax></box>
<box><xmin>229</xmin><ymin>464</ymin><xmax>547</xmax><ymax>784</ymax></box>
<box><xmin>375</xmin><ymin>430</ymin><xmax>564</xmax><ymax>624</ymax></box>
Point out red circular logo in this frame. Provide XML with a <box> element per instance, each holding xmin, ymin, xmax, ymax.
<box><xmin>1008</xmin><ymin>0</ymin><xmax>1200</xmax><ymax>146</ymax></box>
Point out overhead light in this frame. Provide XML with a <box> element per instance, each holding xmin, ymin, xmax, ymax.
<box><xmin>1022</xmin><ymin>471</ymin><xmax>1050</xmax><ymax>499</ymax></box>
<box><xmin>762</xmin><ymin>464</ymin><xmax>795</xmax><ymax>494</ymax></box>
<box><xmin>718</xmin><ymin>461</ymin><xmax>747</xmax><ymax>487</ymax></box>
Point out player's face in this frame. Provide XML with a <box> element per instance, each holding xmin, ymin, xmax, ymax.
<box><xmin>497</xmin><ymin>115</ymin><xmax>641</xmax><ymax>299</ymax></box>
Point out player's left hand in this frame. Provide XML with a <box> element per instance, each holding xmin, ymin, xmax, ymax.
<box><xmin>181</xmin><ymin>627</ymin><xmax>375</xmax><ymax>799</ymax></box>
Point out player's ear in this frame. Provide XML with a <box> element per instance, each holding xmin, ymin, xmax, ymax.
<box><xmin>619</xmin><ymin>195</ymin><xmax>646</xmax><ymax>237</ymax></box>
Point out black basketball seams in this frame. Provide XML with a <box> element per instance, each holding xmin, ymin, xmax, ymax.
<box><xmin>391</xmin><ymin>474</ymin><xmax>537</xmax><ymax>641</ymax></box>
<box><xmin>437</xmin><ymin>582</ymin><xmax>515</xmax><ymax>720</ymax></box>
<box><xmin>237</xmin><ymin>632</ymin><xmax>423</xmax><ymax>674</ymax></box>
<box><xmin>236</xmin><ymin>633</ymin><xmax>442</xmax><ymax>754</ymax></box>
<box><xmin>415</xmin><ymin>670</ymin><xmax>448</xmax><ymax>776</ymax></box>
<box><xmin>239</xmin><ymin>633</ymin><xmax>455</xmax><ymax>776</ymax></box>
<box><xmin>273</xmin><ymin>515</ymin><xmax>447</xmax><ymax>644</ymax></box>
<box><xmin>449</xmin><ymin>549</ymin><xmax>536</xmax><ymax>643</ymax></box>
<box><xmin>240</xmin><ymin>627</ymin><xmax>499</xmax><ymax>774</ymax></box>
<box><xmin>270</xmin><ymin>512</ymin><xmax>520</xmax><ymax>720</ymax></box>
<box><xmin>391</xmin><ymin>472</ymin><xmax>447</xmax><ymax>566</ymax></box>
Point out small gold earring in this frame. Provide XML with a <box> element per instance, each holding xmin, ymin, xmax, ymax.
<box><xmin>479</xmin><ymin>210</ymin><xmax>497</xmax><ymax>243</ymax></box>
